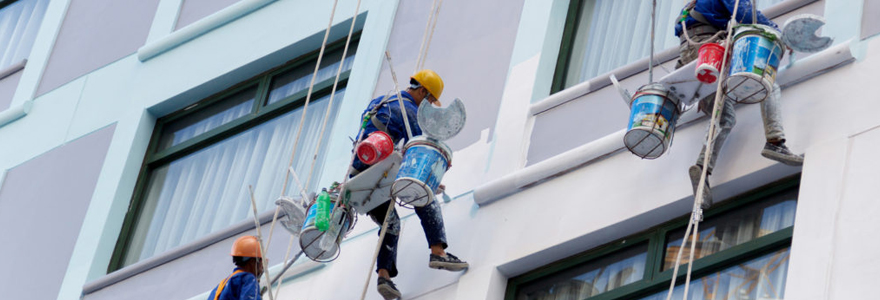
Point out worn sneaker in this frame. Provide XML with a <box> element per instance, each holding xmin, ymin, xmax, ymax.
<box><xmin>761</xmin><ymin>142</ymin><xmax>804</xmax><ymax>166</ymax></box>
<box><xmin>377</xmin><ymin>277</ymin><xmax>401</xmax><ymax>300</ymax></box>
<box><xmin>688</xmin><ymin>165</ymin><xmax>713</xmax><ymax>210</ymax></box>
<box><xmin>429</xmin><ymin>252</ymin><xmax>469</xmax><ymax>271</ymax></box>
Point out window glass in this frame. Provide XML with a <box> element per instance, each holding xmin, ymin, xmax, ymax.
<box><xmin>156</xmin><ymin>86</ymin><xmax>257</xmax><ymax>151</ymax></box>
<box><xmin>0</xmin><ymin>0</ymin><xmax>50</xmax><ymax>70</ymax></box>
<box><xmin>514</xmin><ymin>243</ymin><xmax>648</xmax><ymax>300</ymax></box>
<box><xmin>122</xmin><ymin>90</ymin><xmax>344</xmax><ymax>266</ymax></box>
<box><xmin>663</xmin><ymin>189</ymin><xmax>797</xmax><ymax>271</ymax></box>
<box><xmin>266</xmin><ymin>41</ymin><xmax>357</xmax><ymax>105</ymax></box>
<box><xmin>641</xmin><ymin>248</ymin><xmax>790</xmax><ymax>300</ymax></box>
<box><xmin>559</xmin><ymin>0</ymin><xmax>783</xmax><ymax>90</ymax></box>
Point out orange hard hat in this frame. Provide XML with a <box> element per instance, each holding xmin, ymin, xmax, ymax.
<box><xmin>230</xmin><ymin>235</ymin><xmax>263</xmax><ymax>258</ymax></box>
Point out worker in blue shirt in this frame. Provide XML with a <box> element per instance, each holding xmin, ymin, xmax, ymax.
<box><xmin>207</xmin><ymin>236</ymin><xmax>264</xmax><ymax>300</ymax></box>
<box><xmin>674</xmin><ymin>0</ymin><xmax>803</xmax><ymax>208</ymax></box>
<box><xmin>353</xmin><ymin>69</ymin><xmax>468</xmax><ymax>300</ymax></box>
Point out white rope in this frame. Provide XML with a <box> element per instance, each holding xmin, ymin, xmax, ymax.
<box><xmin>359</xmin><ymin>202</ymin><xmax>397</xmax><ymax>300</ymax></box>
<box><xmin>418</xmin><ymin>0</ymin><xmax>444</xmax><ymax>71</ymax></box>
<box><xmin>247</xmin><ymin>185</ymin><xmax>276</xmax><ymax>300</ymax></box>
<box><xmin>665</xmin><ymin>1</ymin><xmax>742</xmax><ymax>299</ymax></box>
<box><xmin>650</xmin><ymin>0</ymin><xmax>656</xmax><ymax>83</ymax></box>
<box><xmin>266</xmin><ymin>0</ymin><xmax>340</xmax><ymax>252</ymax></box>
<box><xmin>385</xmin><ymin>51</ymin><xmax>414</xmax><ymax>141</ymax></box>
<box><xmin>414</xmin><ymin>0</ymin><xmax>438</xmax><ymax>73</ymax></box>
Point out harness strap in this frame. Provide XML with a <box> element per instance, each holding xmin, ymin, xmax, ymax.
<box><xmin>214</xmin><ymin>270</ymin><xmax>246</xmax><ymax>300</ymax></box>
<box><xmin>366</xmin><ymin>95</ymin><xmax>395</xmax><ymax>136</ymax></box>
<box><xmin>678</xmin><ymin>0</ymin><xmax>711</xmax><ymax>26</ymax></box>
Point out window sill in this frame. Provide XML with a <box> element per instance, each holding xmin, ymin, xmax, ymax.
<box><xmin>530</xmin><ymin>0</ymin><xmax>819</xmax><ymax>116</ymax></box>
<box><xmin>137</xmin><ymin>0</ymin><xmax>278</xmax><ymax>62</ymax></box>
<box><xmin>0</xmin><ymin>59</ymin><xmax>26</xmax><ymax>81</ymax></box>
<box><xmin>83</xmin><ymin>209</ymin><xmax>281</xmax><ymax>295</ymax></box>
<box><xmin>475</xmin><ymin>39</ymin><xmax>855</xmax><ymax>206</ymax></box>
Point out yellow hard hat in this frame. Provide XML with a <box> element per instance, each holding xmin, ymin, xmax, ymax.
<box><xmin>231</xmin><ymin>236</ymin><xmax>262</xmax><ymax>258</ymax></box>
<box><xmin>410</xmin><ymin>69</ymin><xmax>444</xmax><ymax>100</ymax></box>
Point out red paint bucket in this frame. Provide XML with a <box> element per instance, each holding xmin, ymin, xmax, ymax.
<box><xmin>695</xmin><ymin>43</ymin><xmax>725</xmax><ymax>84</ymax></box>
<box><xmin>356</xmin><ymin>131</ymin><xmax>393</xmax><ymax>165</ymax></box>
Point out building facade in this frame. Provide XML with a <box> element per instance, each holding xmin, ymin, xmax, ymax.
<box><xmin>0</xmin><ymin>0</ymin><xmax>877</xmax><ymax>299</ymax></box>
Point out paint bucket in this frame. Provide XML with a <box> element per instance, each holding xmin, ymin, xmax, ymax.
<box><xmin>624</xmin><ymin>84</ymin><xmax>682</xmax><ymax>159</ymax></box>
<box><xmin>695</xmin><ymin>43</ymin><xmax>725</xmax><ymax>84</ymax></box>
<box><xmin>392</xmin><ymin>136</ymin><xmax>452</xmax><ymax>208</ymax></box>
<box><xmin>300</xmin><ymin>197</ymin><xmax>353</xmax><ymax>262</ymax></box>
<box><xmin>724</xmin><ymin>24</ymin><xmax>784</xmax><ymax>104</ymax></box>
<box><xmin>356</xmin><ymin>131</ymin><xmax>394</xmax><ymax>165</ymax></box>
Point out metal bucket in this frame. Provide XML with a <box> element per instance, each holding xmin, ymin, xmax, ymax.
<box><xmin>624</xmin><ymin>84</ymin><xmax>682</xmax><ymax>159</ymax></box>
<box><xmin>724</xmin><ymin>24</ymin><xmax>784</xmax><ymax>104</ymax></box>
<box><xmin>392</xmin><ymin>136</ymin><xmax>452</xmax><ymax>208</ymax></box>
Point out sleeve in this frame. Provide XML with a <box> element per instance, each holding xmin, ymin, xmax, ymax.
<box><xmin>723</xmin><ymin>0</ymin><xmax>779</xmax><ymax>30</ymax></box>
<box><xmin>235</xmin><ymin>274</ymin><xmax>262</xmax><ymax>300</ymax></box>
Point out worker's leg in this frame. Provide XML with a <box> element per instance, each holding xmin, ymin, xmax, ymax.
<box><xmin>690</xmin><ymin>97</ymin><xmax>736</xmax><ymax>209</ymax></box>
<box><xmin>760</xmin><ymin>83</ymin><xmax>804</xmax><ymax>165</ymax></box>
<box><xmin>368</xmin><ymin>201</ymin><xmax>401</xmax><ymax>278</ymax></box>
<box><xmin>415</xmin><ymin>200</ymin><xmax>468</xmax><ymax>271</ymax></box>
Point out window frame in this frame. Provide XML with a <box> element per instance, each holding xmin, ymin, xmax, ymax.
<box><xmin>108</xmin><ymin>33</ymin><xmax>360</xmax><ymax>272</ymax></box>
<box><xmin>505</xmin><ymin>175</ymin><xmax>799</xmax><ymax>300</ymax></box>
<box><xmin>0</xmin><ymin>0</ymin><xmax>19</xmax><ymax>11</ymax></box>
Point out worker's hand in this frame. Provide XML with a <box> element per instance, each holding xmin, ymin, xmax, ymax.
<box><xmin>434</xmin><ymin>184</ymin><xmax>446</xmax><ymax>195</ymax></box>
<box><xmin>261</xmin><ymin>286</ymin><xmax>268</xmax><ymax>296</ymax></box>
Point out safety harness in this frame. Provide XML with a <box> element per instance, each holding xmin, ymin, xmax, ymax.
<box><xmin>213</xmin><ymin>270</ymin><xmax>246</xmax><ymax>300</ymax></box>
<box><xmin>678</xmin><ymin>0</ymin><xmax>711</xmax><ymax>26</ymax></box>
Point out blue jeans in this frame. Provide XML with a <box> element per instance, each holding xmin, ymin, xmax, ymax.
<box><xmin>367</xmin><ymin>199</ymin><xmax>447</xmax><ymax>278</ymax></box>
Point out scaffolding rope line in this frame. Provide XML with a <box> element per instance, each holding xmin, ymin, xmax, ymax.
<box><xmin>416</xmin><ymin>0</ymin><xmax>444</xmax><ymax>71</ymax></box>
<box><xmin>414</xmin><ymin>0</ymin><xmax>438</xmax><ymax>73</ymax></box>
<box><xmin>665</xmin><ymin>1</ymin><xmax>742</xmax><ymax>299</ymax></box>
<box><xmin>248</xmin><ymin>185</ymin><xmax>276</xmax><ymax>300</ymax></box>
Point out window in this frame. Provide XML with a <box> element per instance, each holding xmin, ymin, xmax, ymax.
<box><xmin>506</xmin><ymin>177</ymin><xmax>798</xmax><ymax>300</ymax></box>
<box><xmin>109</xmin><ymin>36</ymin><xmax>358</xmax><ymax>271</ymax></box>
<box><xmin>552</xmin><ymin>0</ymin><xmax>783</xmax><ymax>93</ymax></box>
<box><xmin>0</xmin><ymin>0</ymin><xmax>49</xmax><ymax>70</ymax></box>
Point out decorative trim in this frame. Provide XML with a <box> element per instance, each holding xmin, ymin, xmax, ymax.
<box><xmin>82</xmin><ymin>209</ymin><xmax>283</xmax><ymax>294</ymax></box>
<box><xmin>137</xmin><ymin>0</ymin><xmax>277</xmax><ymax>62</ymax></box>
<box><xmin>0</xmin><ymin>59</ymin><xmax>26</xmax><ymax>81</ymax></box>
<box><xmin>0</xmin><ymin>100</ymin><xmax>33</xmax><ymax>128</ymax></box>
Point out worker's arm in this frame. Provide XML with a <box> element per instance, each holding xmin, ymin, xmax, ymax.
<box><xmin>722</xmin><ymin>0</ymin><xmax>779</xmax><ymax>30</ymax></box>
<box><xmin>234</xmin><ymin>274</ymin><xmax>262</xmax><ymax>300</ymax></box>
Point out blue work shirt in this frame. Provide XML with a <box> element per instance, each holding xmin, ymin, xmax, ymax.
<box><xmin>675</xmin><ymin>0</ymin><xmax>779</xmax><ymax>36</ymax></box>
<box><xmin>352</xmin><ymin>91</ymin><xmax>423</xmax><ymax>172</ymax></box>
<box><xmin>207</xmin><ymin>268</ymin><xmax>261</xmax><ymax>300</ymax></box>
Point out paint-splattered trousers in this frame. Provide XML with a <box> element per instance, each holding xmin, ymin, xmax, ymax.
<box><xmin>676</xmin><ymin>24</ymin><xmax>786</xmax><ymax>173</ymax></box>
<box><xmin>367</xmin><ymin>199</ymin><xmax>447</xmax><ymax>278</ymax></box>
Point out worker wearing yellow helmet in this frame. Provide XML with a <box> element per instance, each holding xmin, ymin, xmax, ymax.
<box><xmin>351</xmin><ymin>69</ymin><xmax>468</xmax><ymax>300</ymax></box>
<box><xmin>207</xmin><ymin>236</ymin><xmax>264</xmax><ymax>300</ymax></box>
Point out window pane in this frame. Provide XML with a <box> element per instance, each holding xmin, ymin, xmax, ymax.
<box><xmin>156</xmin><ymin>86</ymin><xmax>257</xmax><ymax>151</ymax></box>
<box><xmin>664</xmin><ymin>188</ymin><xmax>797</xmax><ymax>271</ymax></box>
<box><xmin>561</xmin><ymin>0</ymin><xmax>784</xmax><ymax>90</ymax></box>
<box><xmin>641</xmin><ymin>248</ymin><xmax>791</xmax><ymax>300</ymax></box>
<box><xmin>0</xmin><ymin>0</ymin><xmax>50</xmax><ymax>69</ymax></box>
<box><xmin>123</xmin><ymin>90</ymin><xmax>344</xmax><ymax>266</ymax></box>
<box><xmin>515</xmin><ymin>243</ymin><xmax>648</xmax><ymax>300</ymax></box>
<box><xmin>266</xmin><ymin>41</ymin><xmax>357</xmax><ymax>105</ymax></box>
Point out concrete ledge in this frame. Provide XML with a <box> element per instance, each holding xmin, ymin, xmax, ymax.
<box><xmin>137</xmin><ymin>0</ymin><xmax>277</xmax><ymax>62</ymax></box>
<box><xmin>0</xmin><ymin>100</ymin><xmax>33</xmax><ymax>128</ymax></box>
<box><xmin>82</xmin><ymin>209</ymin><xmax>282</xmax><ymax>295</ymax></box>
<box><xmin>477</xmin><ymin>39</ymin><xmax>855</xmax><ymax>206</ymax></box>
<box><xmin>0</xmin><ymin>59</ymin><xmax>26</xmax><ymax>81</ymax></box>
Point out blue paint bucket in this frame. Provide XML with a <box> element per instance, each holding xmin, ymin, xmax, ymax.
<box><xmin>624</xmin><ymin>84</ymin><xmax>682</xmax><ymax>159</ymax></box>
<box><xmin>725</xmin><ymin>24</ymin><xmax>784</xmax><ymax>104</ymax></box>
<box><xmin>300</xmin><ymin>199</ymin><xmax>352</xmax><ymax>262</ymax></box>
<box><xmin>392</xmin><ymin>136</ymin><xmax>452</xmax><ymax>208</ymax></box>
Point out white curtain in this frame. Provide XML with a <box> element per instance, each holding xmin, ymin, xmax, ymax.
<box><xmin>267</xmin><ymin>55</ymin><xmax>355</xmax><ymax>105</ymax></box>
<box><xmin>126</xmin><ymin>90</ymin><xmax>345</xmax><ymax>264</ymax></box>
<box><xmin>565</xmin><ymin>0</ymin><xmax>784</xmax><ymax>88</ymax></box>
<box><xmin>0</xmin><ymin>0</ymin><xmax>49</xmax><ymax>70</ymax></box>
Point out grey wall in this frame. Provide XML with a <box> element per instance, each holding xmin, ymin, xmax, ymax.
<box><xmin>863</xmin><ymin>0</ymin><xmax>880</xmax><ymax>39</ymax></box>
<box><xmin>526</xmin><ymin>0</ymin><xmax>826</xmax><ymax>166</ymax></box>
<box><xmin>0</xmin><ymin>125</ymin><xmax>115</xmax><ymax>300</ymax></box>
<box><xmin>373</xmin><ymin>0</ymin><xmax>525</xmax><ymax>150</ymax></box>
<box><xmin>36</xmin><ymin>0</ymin><xmax>161</xmax><ymax>96</ymax></box>
<box><xmin>175</xmin><ymin>0</ymin><xmax>241</xmax><ymax>30</ymax></box>
<box><xmin>0</xmin><ymin>68</ymin><xmax>23</xmax><ymax>110</ymax></box>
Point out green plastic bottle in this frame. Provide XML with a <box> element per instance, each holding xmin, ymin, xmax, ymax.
<box><xmin>316</xmin><ymin>188</ymin><xmax>331</xmax><ymax>231</ymax></box>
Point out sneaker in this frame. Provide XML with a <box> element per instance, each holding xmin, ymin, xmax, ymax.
<box><xmin>429</xmin><ymin>252</ymin><xmax>469</xmax><ymax>271</ymax></box>
<box><xmin>761</xmin><ymin>142</ymin><xmax>804</xmax><ymax>166</ymax></box>
<box><xmin>688</xmin><ymin>165</ymin><xmax>713</xmax><ymax>210</ymax></box>
<box><xmin>377</xmin><ymin>277</ymin><xmax>401</xmax><ymax>300</ymax></box>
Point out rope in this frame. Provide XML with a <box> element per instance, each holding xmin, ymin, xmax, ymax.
<box><xmin>665</xmin><ymin>1</ymin><xmax>742</xmax><ymax>299</ymax></box>
<box><xmin>247</xmin><ymin>185</ymin><xmax>276</xmax><ymax>300</ymax></box>
<box><xmin>266</xmin><ymin>0</ymin><xmax>340</xmax><ymax>251</ymax></box>
<box><xmin>650</xmin><ymin>0</ymin><xmax>656</xmax><ymax>83</ymax></box>
<box><xmin>414</xmin><ymin>0</ymin><xmax>438</xmax><ymax>72</ymax></box>
<box><xmin>417</xmin><ymin>0</ymin><xmax>444</xmax><ymax>71</ymax></box>
<box><xmin>385</xmin><ymin>51</ymin><xmax>414</xmax><ymax>141</ymax></box>
<box><xmin>359</xmin><ymin>202</ymin><xmax>397</xmax><ymax>300</ymax></box>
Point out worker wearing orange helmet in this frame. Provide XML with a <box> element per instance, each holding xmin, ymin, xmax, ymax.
<box><xmin>207</xmin><ymin>236</ymin><xmax>264</xmax><ymax>300</ymax></box>
<box><xmin>352</xmin><ymin>70</ymin><xmax>468</xmax><ymax>300</ymax></box>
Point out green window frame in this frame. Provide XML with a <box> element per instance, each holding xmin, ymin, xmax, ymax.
<box><xmin>505</xmin><ymin>176</ymin><xmax>799</xmax><ymax>300</ymax></box>
<box><xmin>108</xmin><ymin>34</ymin><xmax>360</xmax><ymax>272</ymax></box>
